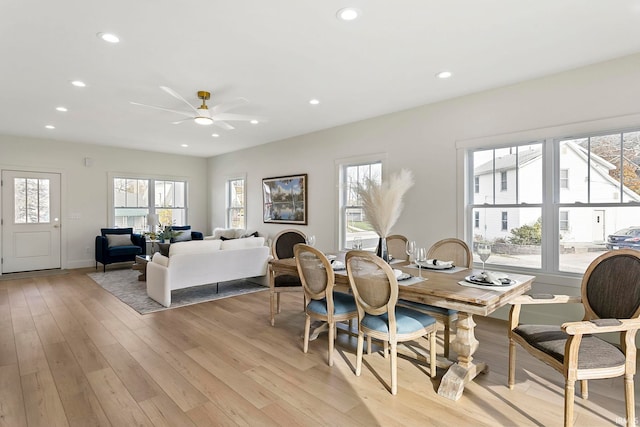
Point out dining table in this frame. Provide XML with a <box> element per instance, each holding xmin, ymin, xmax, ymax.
<box><xmin>267</xmin><ymin>255</ymin><xmax>535</xmax><ymax>401</ymax></box>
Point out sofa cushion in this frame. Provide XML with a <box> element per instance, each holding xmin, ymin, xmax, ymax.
<box><xmin>169</xmin><ymin>239</ymin><xmax>222</xmax><ymax>256</ymax></box>
<box><xmin>108</xmin><ymin>245</ymin><xmax>142</xmax><ymax>256</ymax></box>
<box><xmin>220</xmin><ymin>236</ymin><xmax>265</xmax><ymax>250</ymax></box>
<box><xmin>173</xmin><ymin>227</ymin><xmax>192</xmax><ymax>242</ymax></box>
<box><xmin>106</xmin><ymin>234</ymin><xmax>133</xmax><ymax>247</ymax></box>
<box><xmin>213</xmin><ymin>227</ymin><xmax>246</xmax><ymax>240</ymax></box>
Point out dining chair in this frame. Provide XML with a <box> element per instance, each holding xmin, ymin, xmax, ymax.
<box><xmin>345</xmin><ymin>250</ymin><xmax>437</xmax><ymax>395</ymax></box>
<box><xmin>269</xmin><ymin>228</ymin><xmax>307</xmax><ymax>326</ymax></box>
<box><xmin>398</xmin><ymin>238</ymin><xmax>471</xmax><ymax>358</ymax></box>
<box><xmin>509</xmin><ymin>249</ymin><xmax>640</xmax><ymax>427</ymax></box>
<box><xmin>294</xmin><ymin>244</ymin><xmax>358</xmax><ymax>366</ymax></box>
<box><xmin>385</xmin><ymin>234</ymin><xmax>409</xmax><ymax>261</ymax></box>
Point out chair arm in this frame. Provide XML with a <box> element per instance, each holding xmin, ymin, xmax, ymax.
<box><xmin>95</xmin><ymin>235</ymin><xmax>108</xmax><ymax>261</ymax></box>
<box><xmin>562</xmin><ymin>318</ymin><xmax>640</xmax><ymax>335</ymax></box>
<box><xmin>191</xmin><ymin>231</ymin><xmax>204</xmax><ymax>240</ymax></box>
<box><xmin>510</xmin><ymin>294</ymin><xmax>582</xmax><ymax>305</ymax></box>
<box><xmin>131</xmin><ymin>233</ymin><xmax>146</xmax><ymax>255</ymax></box>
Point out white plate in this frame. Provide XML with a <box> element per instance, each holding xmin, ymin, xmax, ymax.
<box><xmin>397</xmin><ymin>273</ymin><xmax>412</xmax><ymax>281</ymax></box>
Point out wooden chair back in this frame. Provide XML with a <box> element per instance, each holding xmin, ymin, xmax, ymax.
<box><xmin>294</xmin><ymin>244</ymin><xmax>335</xmax><ymax>302</ymax></box>
<box><xmin>386</xmin><ymin>234</ymin><xmax>409</xmax><ymax>261</ymax></box>
<box><xmin>271</xmin><ymin>229</ymin><xmax>306</xmax><ymax>260</ymax></box>
<box><xmin>427</xmin><ymin>238</ymin><xmax>472</xmax><ymax>267</ymax></box>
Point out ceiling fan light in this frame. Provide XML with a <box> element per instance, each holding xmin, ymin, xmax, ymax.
<box><xmin>194</xmin><ymin>116</ymin><xmax>213</xmax><ymax>125</ymax></box>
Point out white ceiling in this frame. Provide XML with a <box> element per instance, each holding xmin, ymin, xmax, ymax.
<box><xmin>2</xmin><ymin>1</ymin><xmax>640</xmax><ymax>158</ymax></box>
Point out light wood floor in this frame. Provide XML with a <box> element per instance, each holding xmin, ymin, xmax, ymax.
<box><xmin>0</xmin><ymin>267</ymin><xmax>637</xmax><ymax>426</ymax></box>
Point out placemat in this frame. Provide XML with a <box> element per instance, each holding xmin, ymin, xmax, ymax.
<box><xmin>406</xmin><ymin>264</ymin><xmax>466</xmax><ymax>274</ymax></box>
<box><xmin>458</xmin><ymin>280</ymin><xmax>520</xmax><ymax>292</ymax></box>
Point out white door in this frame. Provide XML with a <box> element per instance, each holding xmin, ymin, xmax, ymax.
<box><xmin>592</xmin><ymin>209</ymin><xmax>605</xmax><ymax>243</ymax></box>
<box><xmin>1</xmin><ymin>170</ymin><xmax>61</xmax><ymax>273</ymax></box>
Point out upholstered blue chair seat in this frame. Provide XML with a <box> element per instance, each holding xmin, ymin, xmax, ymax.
<box><xmin>397</xmin><ymin>299</ymin><xmax>457</xmax><ymax>316</ymax></box>
<box><xmin>362</xmin><ymin>307</ymin><xmax>436</xmax><ymax>334</ymax></box>
<box><xmin>514</xmin><ymin>324</ymin><xmax>625</xmax><ymax>369</ymax></box>
<box><xmin>307</xmin><ymin>292</ymin><xmax>357</xmax><ymax>316</ymax></box>
<box><xmin>107</xmin><ymin>245</ymin><xmax>143</xmax><ymax>257</ymax></box>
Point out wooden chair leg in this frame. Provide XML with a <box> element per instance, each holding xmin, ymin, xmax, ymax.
<box><xmin>565</xmin><ymin>379</ymin><xmax>575</xmax><ymax>427</ymax></box>
<box><xmin>508</xmin><ymin>338</ymin><xmax>516</xmax><ymax>389</ymax></box>
<box><xmin>303</xmin><ymin>314</ymin><xmax>311</xmax><ymax>353</ymax></box>
<box><xmin>270</xmin><ymin>291</ymin><xmax>276</xmax><ymax>326</ymax></box>
<box><xmin>390</xmin><ymin>342</ymin><xmax>398</xmax><ymax>395</ymax></box>
<box><xmin>624</xmin><ymin>373</ymin><xmax>635</xmax><ymax>427</ymax></box>
<box><xmin>383</xmin><ymin>341</ymin><xmax>389</xmax><ymax>358</ymax></box>
<box><xmin>277</xmin><ymin>293</ymin><xmax>281</xmax><ymax>313</ymax></box>
<box><xmin>443</xmin><ymin>321</ymin><xmax>451</xmax><ymax>358</ymax></box>
<box><xmin>429</xmin><ymin>331</ymin><xmax>436</xmax><ymax>378</ymax></box>
<box><xmin>328</xmin><ymin>321</ymin><xmax>335</xmax><ymax>366</ymax></box>
<box><xmin>580</xmin><ymin>380</ymin><xmax>588</xmax><ymax>399</ymax></box>
<box><xmin>356</xmin><ymin>332</ymin><xmax>364</xmax><ymax>376</ymax></box>
<box><xmin>367</xmin><ymin>336</ymin><xmax>372</xmax><ymax>355</ymax></box>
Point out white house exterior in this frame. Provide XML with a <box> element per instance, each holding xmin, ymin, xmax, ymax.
<box><xmin>473</xmin><ymin>142</ymin><xmax>640</xmax><ymax>245</ymax></box>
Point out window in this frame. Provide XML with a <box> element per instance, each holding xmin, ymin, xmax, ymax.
<box><xmin>559</xmin><ymin>211</ymin><xmax>569</xmax><ymax>231</ymax></box>
<box><xmin>338</xmin><ymin>158</ymin><xmax>382</xmax><ymax>250</ymax></box>
<box><xmin>112</xmin><ymin>176</ymin><xmax>188</xmax><ymax>233</ymax></box>
<box><xmin>500</xmin><ymin>171</ymin><xmax>507</xmax><ymax>191</ymax></box>
<box><xmin>560</xmin><ymin>169</ymin><xmax>569</xmax><ymax>189</ymax></box>
<box><xmin>14</xmin><ymin>177</ymin><xmax>50</xmax><ymax>223</ymax></box>
<box><xmin>468</xmin><ymin>129</ymin><xmax>640</xmax><ymax>275</ymax></box>
<box><xmin>474</xmin><ymin>176</ymin><xmax>479</xmax><ymax>193</ymax></box>
<box><xmin>226</xmin><ymin>177</ymin><xmax>245</xmax><ymax>229</ymax></box>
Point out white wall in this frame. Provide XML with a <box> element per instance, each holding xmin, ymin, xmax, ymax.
<box><xmin>0</xmin><ymin>135</ymin><xmax>208</xmax><ymax>269</ymax></box>
<box><xmin>208</xmin><ymin>53</ymin><xmax>640</xmax><ymax>333</ymax></box>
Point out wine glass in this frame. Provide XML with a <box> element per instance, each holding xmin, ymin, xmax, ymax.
<box><xmin>477</xmin><ymin>243</ymin><xmax>491</xmax><ymax>273</ymax></box>
<box><xmin>306</xmin><ymin>235</ymin><xmax>316</xmax><ymax>247</ymax></box>
<box><xmin>416</xmin><ymin>247</ymin><xmax>427</xmax><ymax>278</ymax></box>
<box><xmin>405</xmin><ymin>240</ymin><xmax>416</xmax><ymax>262</ymax></box>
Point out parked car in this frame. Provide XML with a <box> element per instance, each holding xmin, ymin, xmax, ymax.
<box><xmin>606</xmin><ymin>227</ymin><xmax>640</xmax><ymax>250</ymax></box>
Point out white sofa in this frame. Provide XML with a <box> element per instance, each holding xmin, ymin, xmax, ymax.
<box><xmin>146</xmin><ymin>237</ymin><xmax>270</xmax><ymax>307</ymax></box>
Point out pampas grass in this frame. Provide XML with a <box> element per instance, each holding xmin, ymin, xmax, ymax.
<box><xmin>357</xmin><ymin>169</ymin><xmax>414</xmax><ymax>237</ymax></box>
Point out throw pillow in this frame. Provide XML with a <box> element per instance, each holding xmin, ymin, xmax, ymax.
<box><xmin>220</xmin><ymin>236</ymin><xmax>235</xmax><ymax>241</ymax></box>
<box><xmin>241</xmin><ymin>231</ymin><xmax>259</xmax><ymax>238</ymax></box>
<box><xmin>158</xmin><ymin>243</ymin><xmax>170</xmax><ymax>257</ymax></box>
<box><xmin>106</xmin><ymin>234</ymin><xmax>133</xmax><ymax>248</ymax></box>
<box><xmin>173</xmin><ymin>227</ymin><xmax>192</xmax><ymax>242</ymax></box>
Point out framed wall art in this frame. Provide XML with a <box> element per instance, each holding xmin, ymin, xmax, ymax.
<box><xmin>262</xmin><ymin>174</ymin><xmax>307</xmax><ymax>225</ymax></box>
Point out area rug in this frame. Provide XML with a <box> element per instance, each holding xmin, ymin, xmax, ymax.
<box><xmin>87</xmin><ymin>269</ymin><xmax>267</xmax><ymax>314</ymax></box>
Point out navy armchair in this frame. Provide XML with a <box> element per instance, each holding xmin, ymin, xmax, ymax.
<box><xmin>169</xmin><ymin>225</ymin><xmax>204</xmax><ymax>243</ymax></box>
<box><xmin>95</xmin><ymin>228</ymin><xmax>146</xmax><ymax>272</ymax></box>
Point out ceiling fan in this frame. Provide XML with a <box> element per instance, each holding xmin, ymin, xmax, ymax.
<box><xmin>130</xmin><ymin>86</ymin><xmax>264</xmax><ymax>130</ymax></box>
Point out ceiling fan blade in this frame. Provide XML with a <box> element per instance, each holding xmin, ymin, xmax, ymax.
<box><xmin>212</xmin><ymin>120</ymin><xmax>235</xmax><ymax>130</ymax></box>
<box><xmin>212</xmin><ymin>113</ymin><xmax>268</xmax><ymax>122</ymax></box>
<box><xmin>159</xmin><ymin>86</ymin><xmax>200</xmax><ymax>114</ymax></box>
<box><xmin>171</xmin><ymin>118</ymin><xmax>193</xmax><ymax>125</ymax></box>
<box><xmin>130</xmin><ymin>101</ymin><xmax>194</xmax><ymax>118</ymax></box>
<box><xmin>210</xmin><ymin>97</ymin><xmax>249</xmax><ymax>115</ymax></box>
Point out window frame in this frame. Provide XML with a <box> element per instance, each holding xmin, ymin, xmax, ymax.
<box><xmin>108</xmin><ymin>172</ymin><xmax>189</xmax><ymax>233</ymax></box>
<box><xmin>225</xmin><ymin>175</ymin><xmax>246</xmax><ymax>229</ymax></box>
<box><xmin>336</xmin><ymin>153</ymin><xmax>386</xmax><ymax>251</ymax></box>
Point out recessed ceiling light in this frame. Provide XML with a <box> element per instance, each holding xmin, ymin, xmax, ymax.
<box><xmin>71</xmin><ymin>80</ymin><xmax>86</xmax><ymax>87</ymax></box>
<box><xmin>97</xmin><ymin>32</ymin><xmax>120</xmax><ymax>43</ymax></box>
<box><xmin>45</xmin><ymin>125</ymin><xmax>55</xmax><ymax>129</ymax></box>
<box><xmin>211</xmin><ymin>133</ymin><xmax>220</xmax><ymax>138</ymax></box>
<box><xmin>436</xmin><ymin>71</ymin><xmax>453</xmax><ymax>79</ymax></box>
<box><xmin>250</xmin><ymin>120</ymin><xmax>259</xmax><ymax>125</ymax></box>
<box><xmin>337</xmin><ymin>7</ymin><xmax>361</xmax><ymax>21</ymax></box>
<box><xmin>309</xmin><ymin>99</ymin><xmax>320</xmax><ymax>105</ymax></box>
<box><xmin>56</xmin><ymin>106</ymin><xmax>68</xmax><ymax>112</ymax></box>
<box><xmin>181</xmin><ymin>144</ymin><xmax>188</xmax><ymax>148</ymax></box>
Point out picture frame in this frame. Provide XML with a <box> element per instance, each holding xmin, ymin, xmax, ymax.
<box><xmin>262</xmin><ymin>174</ymin><xmax>307</xmax><ymax>225</ymax></box>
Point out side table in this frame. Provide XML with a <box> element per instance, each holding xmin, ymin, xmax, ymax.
<box><xmin>132</xmin><ymin>255</ymin><xmax>152</xmax><ymax>281</ymax></box>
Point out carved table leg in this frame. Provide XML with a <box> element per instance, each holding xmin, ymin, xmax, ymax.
<box><xmin>437</xmin><ymin>312</ymin><xmax>488</xmax><ymax>400</ymax></box>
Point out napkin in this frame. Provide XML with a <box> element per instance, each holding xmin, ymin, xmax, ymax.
<box><xmin>421</xmin><ymin>259</ymin><xmax>454</xmax><ymax>268</ymax></box>
<box><xmin>331</xmin><ymin>260</ymin><xmax>345</xmax><ymax>270</ymax></box>
<box><xmin>393</xmin><ymin>269</ymin><xmax>403</xmax><ymax>278</ymax></box>
<box><xmin>476</xmin><ymin>271</ymin><xmax>507</xmax><ymax>285</ymax></box>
